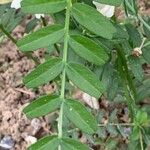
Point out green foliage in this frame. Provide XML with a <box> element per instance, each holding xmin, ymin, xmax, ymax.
<box><xmin>66</xmin><ymin>63</ymin><xmax>105</xmax><ymax>98</ymax></box>
<box><xmin>17</xmin><ymin>25</ymin><xmax>64</xmax><ymax>51</ymax></box>
<box><xmin>69</xmin><ymin>35</ymin><xmax>109</xmax><ymax>65</ymax></box>
<box><xmin>94</xmin><ymin>0</ymin><xmax>122</xmax><ymax>6</ymax></box>
<box><xmin>24</xmin><ymin>58</ymin><xmax>64</xmax><ymax>88</ymax></box>
<box><xmin>1</xmin><ymin>0</ymin><xmax>150</xmax><ymax>149</ymax></box>
<box><xmin>71</xmin><ymin>3</ymin><xmax>116</xmax><ymax>39</ymax></box>
<box><xmin>23</xmin><ymin>95</ymin><xmax>62</xmax><ymax>118</ymax></box>
<box><xmin>28</xmin><ymin>136</ymin><xmax>59</xmax><ymax>150</ymax></box>
<box><xmin>61</xmin><ymin>137</ymin><xmax>89</xmax><ymax>150</ymax></box>
<box><xmin>64</xmin><ymin>99</ymin><xmax>98</xmax><ymax>134</ymax></box>
<box><xmin>21</xmin><ymin>0</ymin><xmax>67</xmax><ymax>14</ymax></box>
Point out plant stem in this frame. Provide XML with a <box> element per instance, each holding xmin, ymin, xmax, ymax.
<box><xmin>125</xmin><ymin>0</ymin><xmax>150</xmax><ymax>32</ymax></box>
<box><xmin>0</xmin><ymin>24</ymin><xmax>17</xmax><ymax>44</ymax></box>
<box><xmin>0</xmin><ymin>24</ymin><xmax>40</xmax><ymax>65</ymax></box>
<box><xmin>116</xmin><ymin>45</ymin><xmax>137</xmax><ymax>121</ymax></box>
<box><xmin>58</xmin><ymin>0</ymin><xmax>71</xmax><ymax>140</ymax></box>
<box><xmin>98</xmin><ymin>123</ymin><xmax>135</xmax><ymax>127</ymax></box>
<box><xmin>139</xmin><ymin>129</ymin><xmax>144</xmax><ymax>150</ymax></box>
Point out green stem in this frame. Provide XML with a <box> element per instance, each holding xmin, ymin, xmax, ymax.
<box><xmin>117</xmin><ymin>46</ymin><xmax>136</xmax><ymax>98</ymax></box>
<box><xmin>0</xmin><ymin>24</ymin><xmax>40</xmax><ymax>65</ymax></box>
<box><xmin>116</xmin><ymin>45</ymin><xmax>136</xmax><ymax>121</ymax></box>
<box><xmin>98</xmin><ymin>123</ymin><xmax>135</xmax><ymax>127</ymax></box>
<box><xmin>138</xmin><ymin>15</ymin><xmax>150</xmax><ymax>32</ymax></box>
<box><xmin>139</xmin><ymin>129</ymin><xmax>144</xmax><ymax>150</ymax></box>
<box><xmin>0</xmin><ymin>24</ymin><xmax>17</xmax><ymax>44</ymax></box>
<box><xmin>58</xmin><ymin>0</ymin><xmax>71</xmax><ymax>139</ymax></box>
<box><xmin>125</xmin><ymin>0</ymin><xmax>150</xmax><ymax>32</ymax></box>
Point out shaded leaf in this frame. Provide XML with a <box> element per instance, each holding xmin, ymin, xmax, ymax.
<box><xmin>17</xmin><ymin>24</ymin><xmax>64</xmax><ymax>52</ymax></box>
<box><xmin>94</xmin><ymin>0</ymin><xmax>122</xmax><ymax>6</ymax></box>
<box><xmin>28</xmin><ymin>135</ymin><xmax>59</xmax><ymax>150</ymax></box>
<box><xmin>66</xmin><ymin>63</ymin><xmax>105</xmax><ymax>98</ymax></box>
<box><xmin>69</xmin><ymin>35</ymin><xmax>109</xmax><ymax>65</ymax></box>
<box><xmin>71</xmin><ymin>3</ymin><xmax>116</xmax><ymax>39</ymax></box>
<box><xmin>61</xmin><ymin>137</ymin><xmax>89</xmax><ymax>150</ymax></box>
<box><xmin>23</xmin><ymin>95</ymin><xmax>62</xmax><ymax>118</ymax></box>
<box><xmin>21</xmin><ymin>0</ymin><xmax>66</xmax><ymax>14</ymax></box>
<box><xmin>24</xmin><ymin>58</ymin><xmax>64</xmax><ymax>88</ymax></box>
<box><xmin>128</xmin><ymin>56</ymin><xmax>144</xmax><ymax>81</ymax></box>
<box><xmin>136</xmin><ymin>79</ymin><xmax>150</xmax><ymax>102</ymax></box>
<box><xmin>64</xmin><ymin>99</ymin><xmax>98</xmax><ymax>134</ymax></box>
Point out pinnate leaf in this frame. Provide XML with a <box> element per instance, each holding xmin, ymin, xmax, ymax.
<box><xmin>24</xmin><ymin>58</ymin><xmax>64</xmax><ymax>88</ymax></box>
<box><xmin>66</xmin><ymin>63</ymin><xmax>105</xmax><ymax>98</ymax></box>
<box><xmin>69</xmin><ymin>35</ymin><xmax>109</xmax><ymax>65</ymax></box>
<box><xmin>17</xmin><ymin>24</ymin><xmax>64</xmax><ymax>52</ymax></box>
<box><xmin>64</xmin><ymin>99</ymin><xmax>98</xmax><ymax>134</ymax></box>
<box><xmin>71</xmin><ymin>3</ymin><xmax>116</xmax><ymax>39</ymax></box>
<box><xmin>61</xmin><ymin>137</ymin><xmax>89</xmax><ymax>150</ymax></box>
<box><xmin>23</xmin><ymin>95</ymin><xmax>62</xmax><ymax>118</ymax></box>
<box><xmin>95</xmin><ymin>0</ymin><xmax>122</xmax><ymax>6</ymax></box>
<box><xmin>28</xmin><ymin>135</ymin><xmax>59</xmax><ymax>150</ymax></box>
<box><xmin>21</xmin><ymin>0</ymin><xmax>67</xmax><ymax>14</ymax></box>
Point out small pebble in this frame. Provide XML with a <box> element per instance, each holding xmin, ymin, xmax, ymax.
<box><xmin>31</xmin><ymin>118</ymin><xmax>42</xmax><ymax>134</ymax></box>
<box><xmin>123</xmin><ymin>127</ymin><xmax>131</xmax><ymax>137</ymax></box>
<box><xmin>25</xmin><ymin>136</ymin><xmax>37</xmax><ymax>145</ymax></box>
<box><xmin>0</xmin><ymin>136</ymin><xmax>14</xmax><ymax>149</ymax></box>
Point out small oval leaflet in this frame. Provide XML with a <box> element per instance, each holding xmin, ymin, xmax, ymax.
<box><xmin>61</xmin><ymin>137</ymin><xmax>90</xmax><ymax>150</ymax></box>
<box><xmin>71</xmin><ymin>3</ymin><xmax>116</xmax><ymax>39</ymax></box>
<box><xmin>23</xmin><ymin>95</ymin><xmax>62</xmax><ymax>119</ymax></box>
<box><xmin>21</xmin><ymin>0</ymin><xmax>67</xmax><ymax>14</ymax></box>
<box><xmin>64</xmin><ymin>99</ymin><xmax>98</xmax><ymax>134</ymax></box>
<box><xmin>66</xmin><ymin>62</ymin><xmax>105</xmax><ymax>98</ymax></box>
<box><xmin>17</xmin><ymin>24</ymin><xmax>64</xmax><ymax>52</ymax></box>
<box><xmin>69</xmin><ymin>34</ymin><xmax>109</xmax><ymax>65</ymax></box>
<box><xmin>28</xmin><ymin>135</ymin><xmax>59</xmax><ymax>150</ymax></box>
<box><xmin>24</xmin><ymin>58</ymin><xmax>64</xmax><ymax>88</ymax></box>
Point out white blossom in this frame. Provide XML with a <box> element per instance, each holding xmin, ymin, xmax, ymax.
<box><xmin>93</xmin><ymin>1</ymin><xmax>115</xmax><ymax>18</ymax></box>
<box><xmin>11</xmin><ymin>0</ymin><xmax>21</xmax><ymax>9</ymax></box>
<box><xmin>10</xmin><ymin>0</ymin><xmax>44</xmax><ymax>19</ymax></box>
<box><xmin>35</xmin><ymin>14</ymin><xmax>45</xmax><ymax>19</ymax></box>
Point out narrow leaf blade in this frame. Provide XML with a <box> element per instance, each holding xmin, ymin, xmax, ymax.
<box><xmin>95</xmin><ymin>0</ymin><xmax>122</xmax><ymax>6</ymax></box>
<box><xmin>69</xmin><ymin>35</ymin><xmax>109</xmax><ymax>65</ymax></box>
<box><xmin>24</xmin><ymin>58</ymin><xmax>64</xmax><ymax>88</ymax></box>
<box><xmin>61</xmin><ymin>137</ymin><xmax>89</xmax><ymax>150</ymax></box>
<box><xmin>28</xmin><ymin>135</ymin><xmax>59</xmax><ymax>150</ymax></box>
<box><xmin>17</xmin><ymin>24</ymin><xmax>64</xmax><ymax>52</ymax></box>
<box><xmin>64</xmin><ymin>99</ymin><xmax>98</xmax><ymax>134</ymax></box>
<box><xmin>21</xmin><ymin>0</ymin><xmax>67</xmax><ymax>14</ymax></box>
<box><xmin>23</xmin><ymin>95</ymin><xmax>62</xmax><ymax>118</ymax></box>
<box><xmin>71</xmin><ymin>3</ymin><xmax>116</xmax><ymax>39</ymax></box>
<box><xmin>66</xmin><ymin>63</ymin><xmax>105</xmax><ymax>98</ymax></box>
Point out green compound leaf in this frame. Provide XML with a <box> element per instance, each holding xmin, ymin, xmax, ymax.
<box><xmin>24</xmin><ymin>58</ymin><xmax>64</xmax><ymax>88</ymax></box>
<box><xmin>94</xmin><ymin>0</ymin><xmax>122</xmax><ymax>6</ymax></box>
<box><xmin>23</xmin><ymin>95</ymin><xmax>62</xmax><ymax>119</ymax></box>
<box><xmin>17</xmin><ymin>24</ymin><xmax>64</xmax><ymax>52</ymax></box>
<box><xmin>71</xmin><ymin>3</ymin><xmax>116</xmax><ymax>39</ymax></box>
<box><xmin>64</xmin><ymin>99</ymin><xmax>98</xmax><ymax>134</ymax></box>
<box><xmin>21</xmin><ymin>0</ymin><xmax>67</xmax><ymax>14</ymax></box>
<box><xmin>28</xmin><ymin>135</ymin><xmax>59</xmax><ymax>150</ymax></box>
<box><xmin>66</xmin><ymin>63</ymin><xmax>105</xmax><ymax>98</ymax></box>
<box><xmin>69</xmin><ymin>35</ymin><xmax>109</xmax><ymax>65</ymax></box>
<box><xmin>61</xmin><ymin>137</ymin><xmax>90</xmax><ymax>150</ymax></box>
